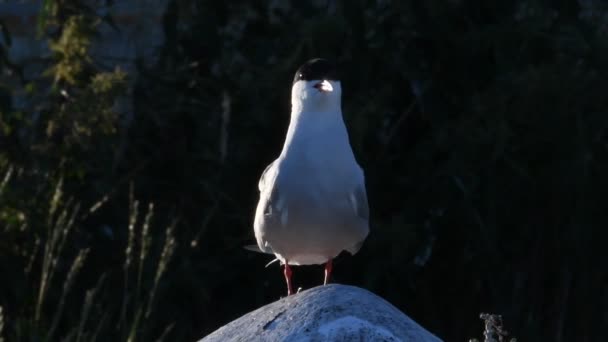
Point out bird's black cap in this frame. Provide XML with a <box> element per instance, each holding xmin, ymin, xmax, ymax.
<box><xmin>293</xmin><ymin>58</ymin><xmax>339</xmax><ymax>84</ymax></box>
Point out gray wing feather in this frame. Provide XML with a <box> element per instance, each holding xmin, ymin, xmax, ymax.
<box><xmin>346</xmin><ymin>174</ymin><xmax>370</xmax><ymax>255</ymax></box>
<box><xmin>352</xmin><ymin>183</ymin><xmax>369</xmax><ymax>221</ymax></box>
<box><xmin>254</xmin><ymin>160</ymin><xmax>281</xmax><ymax>254</ymax></box>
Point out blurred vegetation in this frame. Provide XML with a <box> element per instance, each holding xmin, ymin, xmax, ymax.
<box><xmin>1</xmin><ymin>0</ymin><xmax>607</xmax><ymax>341</ymax></box>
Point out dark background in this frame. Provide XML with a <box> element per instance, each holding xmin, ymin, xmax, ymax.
<box><xmin>1</xmin><ymin>1</ymin><xmax>607</xmax><ymax>341</ymax></box>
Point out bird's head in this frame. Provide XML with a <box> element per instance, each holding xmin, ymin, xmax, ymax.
<box><xmin>291</xmin><ymin>58</ymin><xmax>341</xmax><ymax>114</ymax></box>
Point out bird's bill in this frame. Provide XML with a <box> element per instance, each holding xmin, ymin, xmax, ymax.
<box><xmin>314</xmin><ymin>80</ymin><xmax>334</xmax><ymax>92</ymax></box>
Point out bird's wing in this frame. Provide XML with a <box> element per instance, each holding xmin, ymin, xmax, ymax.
<box><xmin>257</xmin><ymin>160</ymin><xmax>282</xmax><ymax>222</ymax></box>
<box><xmin>350</xmin><ymin>181</ymin><xmax>369</xmax><ymax>222</ymax></box>
<box><xmin>344</xmin><ymin>171</ymin><xmax>370</xmax><ymax>255</ymax></box>
<box><xmin>253</xmin><ymin>159</ymin><xmax>283</xmax><ymax>255</ymax></box>
<box><xmin>258</xmin><ymin>159</ymin><xmax>277</xmax><ymax>192</ymax></box>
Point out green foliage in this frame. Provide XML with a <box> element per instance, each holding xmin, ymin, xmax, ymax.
<box><xmin>45</xmin><ymin>67</ymin><xmax>126</xmax><ymax>148</ymax></box>
<box><xmin>43</xmin><ymin>11</ymin><xmax>125</xmax><ymax>159</ymax></box>
<box><xmin>47</xmin><ymin>15</ymin><xmax>94</xmax><ymax>86</ymax></box>
<box><xmin>1</xmin><ymin>0</ymin><xmax>607</xmax><ymax>341</ymax></box>
<box><xmin>0</xmin><ymin>168</ymin><xmax>177</xmax><ymax>341</ymax></box>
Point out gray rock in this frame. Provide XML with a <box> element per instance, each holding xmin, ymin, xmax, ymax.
<box><xmin>199</xmin><ymin>284</ymin><xmax>443</xmax><ymax>342</ymax></box>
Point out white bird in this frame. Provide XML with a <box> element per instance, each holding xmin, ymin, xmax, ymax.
<box><xmin>252</xmin><ymin>58</ymin><xmax>369</xmax><ymax>296</ymax></box>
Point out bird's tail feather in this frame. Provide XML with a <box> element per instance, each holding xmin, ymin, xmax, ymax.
<box><xmin>243</xmin><ymin>244</ymin><xmax>266</xmax><ymax>253</ymax></box>
<box><xmin>243</xmin><ymin>244</ymin><xmax>281</xmax><ymax>267</ymax></box>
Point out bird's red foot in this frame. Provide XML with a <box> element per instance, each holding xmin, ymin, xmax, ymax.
<box><xmin>284</xmin><ymin>262</ymin><xmax>294</xmax><ymax>295</ymax></box>
<box><xmin>324</xmin><ymin>259</ymin><xmax>333</xmax><ymax>285</ymax></box>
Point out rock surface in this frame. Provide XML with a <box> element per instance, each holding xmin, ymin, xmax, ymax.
<box><xmin>199</xmin><ymin>284</ymin><xmax>443</xmax><ymax>342</ymax></box>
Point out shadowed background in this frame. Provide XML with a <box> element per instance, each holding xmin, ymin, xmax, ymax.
<box><xmin>0</xmin><ymin>1</ymin><xmax>607</xmax><ymax>341</ymax></box>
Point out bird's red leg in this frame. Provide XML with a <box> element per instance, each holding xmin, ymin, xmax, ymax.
<box><xmin>324</xmin><ymin>259</ymin><xmax>333</xmax><ymax>285</ymax></box>
<box><xmin>284</xmin><ymin>262</ymin><xmax>294</xmax><ymax>295</ymax></box>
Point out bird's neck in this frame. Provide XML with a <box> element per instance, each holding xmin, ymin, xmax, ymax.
<box><xmin>281</xmin><ymin>109</ymin><xmax>349</xmax><ymax>158</ymax></box>
<box><xmin>288</xmin><ymin>100</ymin><xmax>348</xmax><ymax>138</ymax></box>
<box><xmin>288</xmin><ymin>107</ymin><xmax>343</xmax><ymax>129</ymax></box>
<box><xmin>290</xmin><ymin>99</ymin><xmax>341</xmax><ymax>114</ymax></box>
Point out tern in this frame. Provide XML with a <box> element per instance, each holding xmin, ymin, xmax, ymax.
<box><xmin>252</xmin><ymin>58</ymin><xmax>369</xmax><ymax>295</ymax></box>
